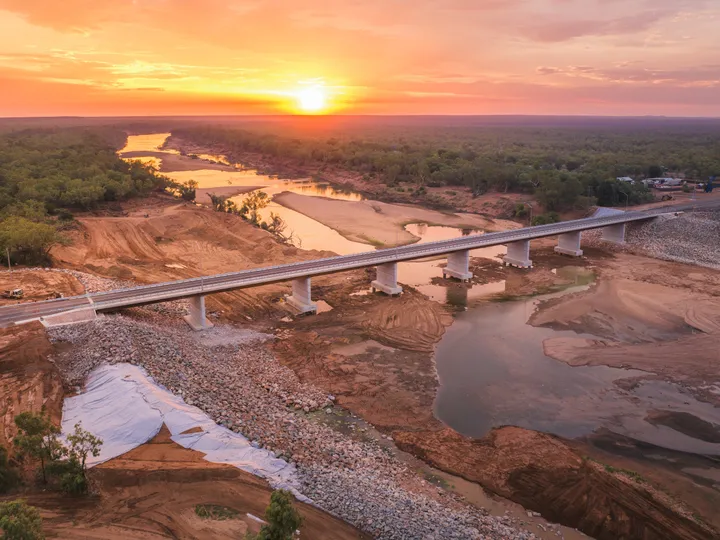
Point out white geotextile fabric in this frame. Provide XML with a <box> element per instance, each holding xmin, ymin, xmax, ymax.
<box><xmin>61</xmin><ymin>363</ymin><xmax>306</xmax><ymax>498</ymax></box>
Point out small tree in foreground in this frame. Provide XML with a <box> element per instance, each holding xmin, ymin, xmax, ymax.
<box><xmin>0</xmin><ymin>500</ymin><xmax>44</xmax><ymax>540</ymax></box>
<box><xmin>60</xmin><ymin>422</ymin><xmax>103</xmax><ymax>495</ymax></box>
<box><xmin>13</xmin><ymin>413</ymin><xmax>64</xmax><ymax>484</ymax></box>
<box><xmin>256</xmin><ymin>489</ymin><xmax>303</xmax><ymax>540</ymax></box>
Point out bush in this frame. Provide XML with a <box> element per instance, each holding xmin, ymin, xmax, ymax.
<box><xmin>59</xmin><ymin>422</ymin><xmax>102</xmax><ymax>495</ymax></box>
<box><xmin>531</xmin><ymin>212</ymin><xmax>560</xmax><ymax>226</ymax></box>
<box><xmin>253</xmin><ymin>490</ymin><xmax>303</xmax><ymax>540</ymax></box>
<box><xmin>0</xmin><ymin>500</ymin><xmax>44</xmax><ymax>540</ymax></box>
<box><xmin>513</xmin><ymin>203</ymin><xmax>529</xmax><ymax>219</ymax></box>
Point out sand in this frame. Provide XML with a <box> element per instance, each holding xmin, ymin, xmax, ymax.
<box><xmin>532</xmin><ymin>255</ymin><xmax>720</xmax><ymax>405</ymax></box>
<box><xmin>531</xmin><ymin>279</ymin><xmax>707</xmax><ymax>342</ymax></box>
<box><xmin>273</xmin><ymin>191</ymin><xmax>520</xmax><ymax>247</ymax></box>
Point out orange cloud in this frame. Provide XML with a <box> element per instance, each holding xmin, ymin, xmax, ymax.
<box><xmin>0</xmin><ymin>0</ymin><xmax>718</xmax><ymax>116</ymax></box>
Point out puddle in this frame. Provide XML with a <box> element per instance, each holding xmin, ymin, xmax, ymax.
<box><xmin>434</xmin><ymin>286</ymin><xmax>720</xmax><ymax>455</ymax></box>
<box><xmin>331</xmin><ymin>340</ymin><xmax>396</xmax><ymax>356</ymax></box>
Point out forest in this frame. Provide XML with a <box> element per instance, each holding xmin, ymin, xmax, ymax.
<box><xmin>171</xmin><ymin>119</ymin><xmax>720</xmax><ymax>212</ymax></box>
<box><xmin>0</xmin><ymin>128</ymin><xmax>166</xmax><ymax>264</ymax></box>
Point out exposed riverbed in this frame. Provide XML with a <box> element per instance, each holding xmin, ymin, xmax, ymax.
<box><xmin>121</xmin><ymin>134</ymin><xmax>720</xmax><ymax>458</ymax></box>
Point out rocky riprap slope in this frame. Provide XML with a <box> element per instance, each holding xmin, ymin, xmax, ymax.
<box><xmin>627</xmin><ymin>210</ymin><xmax>720</xmax><ymax>269</ymax></box>
<box><xmin>49</xmin><ymin>315</ymin><xmax>535</xmax><ymax>540</ymax></box>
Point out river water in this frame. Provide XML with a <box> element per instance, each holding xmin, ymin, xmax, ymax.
<box><xmin>120</xmin><ymin>134</ymin><xmax>720</xmax><ymax>456</ymax></box>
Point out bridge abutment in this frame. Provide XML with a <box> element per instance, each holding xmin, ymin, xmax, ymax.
<box><xmin>184</xmin><ymin>295</ymin><xmax>214</xmax><ymax>331</ymax></box>
<box><xmin>554</xmin><ymin>231</ymin><xmax>583</xmax><ymax>257</ymax></box>
<box><xmin>601</xmin><ymin>223</ymin><xmax>626</xmax><ymax>244</ymax></box>
<box><xmin>372</xmin><ymin>262</ymin><xmax>403</xmax><ymax>295</ymax></box>
<box><xmin>443</xmin><ymin>250</ymin><xmax>473</xmax><ymax>281</ymax></box>
<box><xmin>504</xmin><ymin>240</ymin><xmax>533</xmax><ymax>268</ymax></box>
<box><xmin>287</xmin><ymin>277</ymin><xmax>318</xmax><ymax>314</ymax></box>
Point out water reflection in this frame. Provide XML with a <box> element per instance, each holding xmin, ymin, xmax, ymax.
<box><xmin>434</xmin><ymin>286</ymin><xmax>720</xmax><ymax>453</ymax></box>
<box><xmin>119</xmin><ymin>133</ymin><xmax>179</xmax><ymax>154</ymax></box>
<box><xmin>118</xmin><ymin>133</ymin><xmax>508</xmax><ymax>306</ymax></box>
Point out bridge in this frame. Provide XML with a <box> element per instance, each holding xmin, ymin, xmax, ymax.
<box><xmin>0</xmin><ymin>201</ymin><xmax>712</xmax><ymax>329</ymax></box>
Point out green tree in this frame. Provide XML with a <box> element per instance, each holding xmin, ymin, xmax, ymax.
<box><xmin>647</xmin><ymin>164</ymin><xmax>663</xmax><ymax>178</ymax></box>
<box><xmin>0</xmin><ymin>500</ymin><xmax>44</xmax><ymax>540</ymax></box>
<box><xmin>239</xmin><ymin>191</ymin><xmax>270</xmax><ymax>225</ymax></box>
<box><xmin>59</xmin><ymin>422</ymin><xmax>102</xmax><ymax>495</ymax></box>
<box><xmin>179</xmin><ymin>180</ymin><xmax>198</xmax><ymax>202</ymax></box>
<box><xmin>13</xmin><ymin>413</ymin><xmax>64</xmax><ymax>484</ymax></box>
<box><xmin>0</xmin><ymin>217</ymin><xmax>60</xmax><ymax>265</ymax></box>
<box><xmin>256</xmin><ymin>490</ymin><xmax>303</xmax><ymax>540</ymax></box>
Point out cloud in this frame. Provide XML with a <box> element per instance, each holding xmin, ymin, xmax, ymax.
<box><xmin>535</xmin><ymin>64</ymin><xmax>720</xmax><ymax>87</ymax></box>
<box><xmin>523</xmin><ymin>10</ymin><xmax>669</xmax><ymax>42</ymax></box>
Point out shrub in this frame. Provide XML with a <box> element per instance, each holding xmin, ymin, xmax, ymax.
<box><xmin>513</xmin><ymin>203</ymin><xmax>529</xmax><ymax>219</ymax></box>
<box><xmin>59</xmin><ymin>422</ymin><xmax>102</xmax><ymax>495</ymax></box>
<box><xmin>0</xmin><ymin>500</ymin><xmax>44</xmax><ymax>540</ymax></box>
<box><xmin>254</xmin><ymin>490</ymin><xmax>303</xmax><ymax>540</ymax></box>
<box><xmin>194</xmin><ymin>504</ymin><xmax>240</xmax><ymax>520</ymax></box>
<box><xmin>531</xmin><ymin>212</ymin><xmax>560</xmax><ymax>226</ymax></box>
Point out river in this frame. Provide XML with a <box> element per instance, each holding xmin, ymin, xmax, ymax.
<box><xmin>120</xmin><ymin>134</ymin><xmax>720</xmax><ymax>457</ymax></box>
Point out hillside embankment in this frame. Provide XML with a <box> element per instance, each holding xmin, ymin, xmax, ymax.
<box><xmin>49</xmin><ymin>194</ymin><xmax>351</xmax><ymax>322</ymax></box>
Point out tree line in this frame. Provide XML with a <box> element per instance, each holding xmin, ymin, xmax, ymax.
<box><xmin>171</xmin><ymin>123</ymin><xmax>720</xmax><ymax>212</ymax></box>
<box><xmin>0</xmin><ymin>129</ymin><xmax>168</xmax><ymax>265</ymax></box>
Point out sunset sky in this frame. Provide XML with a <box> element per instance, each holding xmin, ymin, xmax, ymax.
<box><xmin>1</xmin><ymin>0</ymin><xmax>719</xmax><ymax>117</ymax></box>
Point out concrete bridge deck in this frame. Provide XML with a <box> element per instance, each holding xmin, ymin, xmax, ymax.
<box><xmin>0</xmin><ymin>201</ymin><xmax>714</xmax><ymax>328</ymax></box>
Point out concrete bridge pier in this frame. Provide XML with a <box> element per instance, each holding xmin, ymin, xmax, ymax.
<box><xmin>554</xmin><ymin>231</ymin><xmax>583</xmax><ymax>257</ymax></box>
<box><xmin>372</xmin><ymin>262</ymin><xmax>403</xmax><ymax>295</ymax></box>
<box><xmin>287</xmin><ymin>277</ymin><xmax>318</xmax><ymax>314</ymax></box>
<box><xmin>443</xmin><ymin>250</ymin><xmax>473</xmax><ymax>281</ymax></box>
<box><xmin>184</xmin><ymin>295</ymin><xmax>214</xmax><ymax>331</ymax></box>
<box><xmin>602</xmin><ymin>223</ymin><xmax>626</xmax><ymax>244</ymax></box>
<box><xmin>504</xmin><ymin>240</ymin><xmax>533</xmax><ymax>268</ymax></box>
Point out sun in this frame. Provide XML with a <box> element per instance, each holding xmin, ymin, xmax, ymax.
<box><xmin>295</xmin><ymin>86</ymin><xmax>328</xmax><ymax>114</ymax></box>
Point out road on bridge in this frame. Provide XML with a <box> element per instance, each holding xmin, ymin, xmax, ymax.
<box><xmin>1</xmin><ymin>200</ymin><xmax>717</xmax><ymax>327</ymax></box>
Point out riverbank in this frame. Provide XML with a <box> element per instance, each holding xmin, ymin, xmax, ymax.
<box><xmin>273</xmin><ymin>191</ymin><xmax>519</xmax><ymax>247</ymax></box>
<box><xmin>273</xmin><ymin>246</ymin><xmax>720</xmax><ymax>538</ymax></box>
<box><xmin>164</xmin><ymin>135</ymin><xmax>532</xmax><ymax>217</ymax></box>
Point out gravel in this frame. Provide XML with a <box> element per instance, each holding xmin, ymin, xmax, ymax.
<box><xmin>627</xmin><ymin>210</ymin><xmax>720</xmax><ymax>269</ymax></box>
<box><xmin>48</xmin><ymin>314</ymin><xmax>536</xmax><ymax>539</ymax></box>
